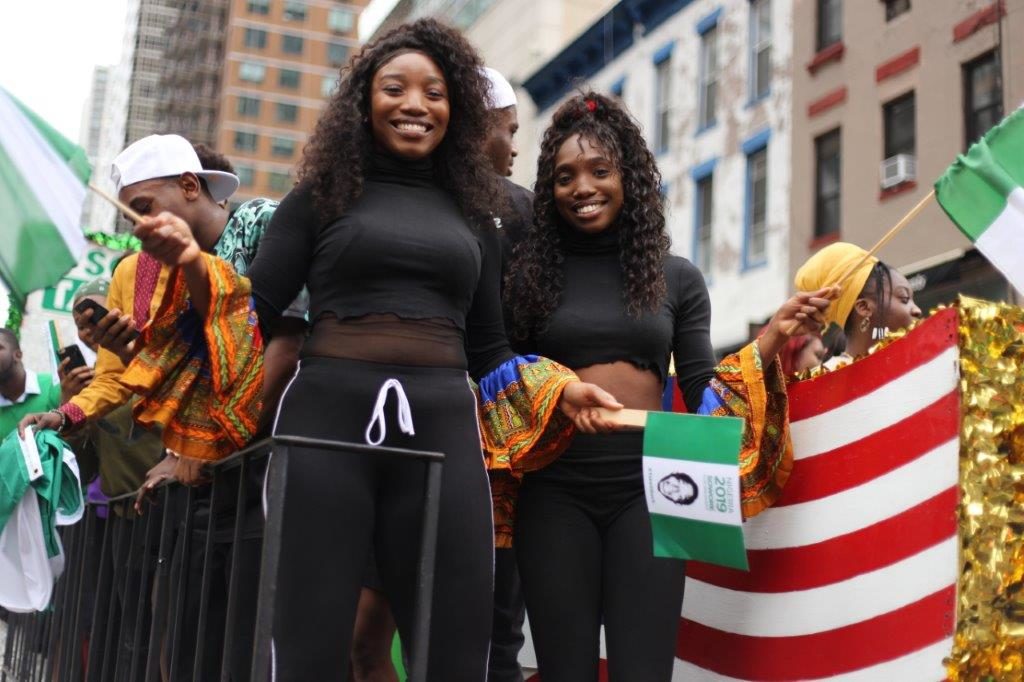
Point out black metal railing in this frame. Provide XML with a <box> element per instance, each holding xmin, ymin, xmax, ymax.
<box><xmin>0</xmin><ymin>436</ymin><xmax>444</xmax><ymax>682</ymax></box>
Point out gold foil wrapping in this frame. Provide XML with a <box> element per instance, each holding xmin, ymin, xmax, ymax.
<box><xmin>948</xmin><ymin>296</ymin><xmax>1024</xmax><ymax>681</ymax></box>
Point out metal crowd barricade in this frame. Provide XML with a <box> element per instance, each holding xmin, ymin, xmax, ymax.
<box><xmin>0</xmin><ymin>436</ymin><xmax>445</xmax><ymax>682</ymax></box>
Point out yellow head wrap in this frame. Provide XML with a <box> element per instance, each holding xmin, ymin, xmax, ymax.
<box><xmin>794</xmin><ymin>242</ymin><xmax>879</xmax><ymax>329</ymax></box>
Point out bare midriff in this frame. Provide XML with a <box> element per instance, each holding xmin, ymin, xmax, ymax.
<box><xmin>575</xmin><ymin>361</ymin><xmax>665</xmax><ymax>411</ymax></box>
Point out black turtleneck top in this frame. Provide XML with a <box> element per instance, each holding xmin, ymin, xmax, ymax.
<box><xmin>246</xmin><ymin>152</ymin><xmax>515</xmax><ymax>380</ymax></box>
<box><xmin>514</xmin><ymin>227</ymin><xmax>716</xmax><ymax>412</ymax></box>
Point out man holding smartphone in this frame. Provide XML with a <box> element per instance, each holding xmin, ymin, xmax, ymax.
<box><xmin>20</xmin><ymin>134</ymin><xmax>305</xmax><ymax>463</ymax></box>
<box><xmin>17</xmin><ymin>134</ymin><xmax>306</xmax><ymax>681</ymax></box>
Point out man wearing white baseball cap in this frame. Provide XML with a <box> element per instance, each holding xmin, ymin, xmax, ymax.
<box><xmin>31</xmin><ymin>131</ymin><xmax>305</xmax><ymax>458</ymax></box>
<box><xmin>112</xmin><ymin>134</ymin><xmax>240</xmax><ymax>205</ymax></box>
<box><xmin>21</xmin><ymin>132</ymin><xmax>306</xmax><ymax>679</ymax></box>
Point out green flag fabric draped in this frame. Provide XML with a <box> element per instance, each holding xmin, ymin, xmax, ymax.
<box><xmin>935</xmin><ymin>108</ymin><xmax>1024</xmax><ymax>294</ymax></box>
<box><xmin>0</xmin><ymin>87</ymin><xmax>90</xmax><ymax>304</ymax></box>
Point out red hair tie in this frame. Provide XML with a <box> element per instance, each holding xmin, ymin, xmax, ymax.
<box><xmin>585</xmin><ymin>99</ymin><xmax>598</xmax><ymax>112</ymax></box>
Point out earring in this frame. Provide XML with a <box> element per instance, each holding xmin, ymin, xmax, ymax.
<box><xmin>859</xmin><ymin>316</ymin><xmax>870</xmax><ymax>333</ymax></box>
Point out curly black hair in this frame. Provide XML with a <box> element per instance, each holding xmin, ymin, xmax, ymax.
<box><xmin>297</xmin><ymin>18</ymin><xmax>501</xmax><ymax>225</ymax></box>
<box><xmin>505</xmin><ymin>92</ymin><xmax>669</xmax><ymax>341</ymax></box>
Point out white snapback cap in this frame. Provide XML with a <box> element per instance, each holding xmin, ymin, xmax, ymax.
<box><xmin>482</xmin><ymin>67</ymin><xmax>517</xmax><ymax>110</ymax></box>
<box><xmin>111</xmin><ymin>134</ymin><xmax>240</xmax><ymax>203</ymax></box>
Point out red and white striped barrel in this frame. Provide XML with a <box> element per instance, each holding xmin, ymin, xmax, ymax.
<box><xmin>675</xmin><ymin>309</ymin><xmax>959</xmax><ymax>680</ymax></box>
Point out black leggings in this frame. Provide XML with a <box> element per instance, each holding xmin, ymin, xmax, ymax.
<box><xmin>269</xmin><ymin>357</ymin><xmax>493</xmax><ymax>681</ymax></box>
<box><xmin>515</xmin><ymin>431</ymin><xmax>685</xmax><ymax>682</ymax></box>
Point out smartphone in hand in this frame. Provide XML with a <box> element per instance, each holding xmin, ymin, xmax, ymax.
<box><xmin>73</xmin><ymin>298</ymin><xmax>140</xmax><ymax>342</ymax></box>
<box><xmin>57</xmin><ymin>344</ymin><xmax>88</xmax><ymax>371</ymax></box>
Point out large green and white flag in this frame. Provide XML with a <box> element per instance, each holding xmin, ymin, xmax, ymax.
<box><xmin>642</xmin><ymin>412</ymin><xmax>748</xmax><ymax>570</ymax></box>
<box><xmin>935</xmin><ymin>108</ymin><xmax>1024</xmax><ymax>294</ymax></box>
<box><xmin>0</xmin><ymin>87</ymin><xmax>91</xmax><ymax>304</ymax></box>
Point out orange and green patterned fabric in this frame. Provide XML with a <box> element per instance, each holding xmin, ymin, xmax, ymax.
<box><xmin>121</xmin><ymin>254</ymin><xmax>263</xmax><ymax>461</ymax></box>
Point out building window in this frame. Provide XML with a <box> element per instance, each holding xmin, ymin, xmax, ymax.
<box><xmin>276</xmin><ymin>102</ymin><xmax>299</xmax><ymax>123</ymax></box>
<box><xmin>271</xmin><ymin>137</ymin><xmax>296</xmax><ymax>157</ymax></box>
<box><xmin>654</xmin><ymin>54</ymin><xmax>672</xmax><ymax>153</ymax></box>
<box><xmin>884</xmin><ymin>0</ymin><xmax>910</xmax><ymax>21</ymax></box>
<box><xmin>247</xmin><ymin>0</ymin><xmax>269</xmax><ymax>14</ymax></box>
<box><xmin>279</xmin><ymin>69</ymin><xmax>301</xmax><ymax>89</ymax></box>
<box><xmin>328</xmin><ymin>42</ymin><xmax>349</xmax><ymax>67</ymax></box>
<box><xmin>321</xmin><ymin>76</ymin><xmax>337</xmax><ymax>98</ymax></box>
<box><xmin>695</xmin><ymin>174</ymin><xmax>714</xmax><ymax>275</ymax></box>
<box><xmin>817</xmin><ymin>0</ymin><xmax>842</xmax><ymax>50</ymax></box>
<box><xmin>283</xmin><ymin>0</ymin><xmax>306</xmax><ymax>21</ymax></box>
<box><xmin>746</xmin><ymin>147</ymin><xmax>768</xmax><ymax>266</ymax></box>
<box><xmin>234</xmin><ymin>131</ymin><xmax>258</xmax><ymax>152</ymax></box>
<box><xmin>963</xmin><ymin>51</ymin><xmax>1002</xmax><ymax>147</ymax></box>
<box><xmin>282</xmin><ymin>35</ymin><xmax>304</xmax><ymax>55</ymax></box>
<box><xmin>237</xmin><ymin>96</ymin><xmax>261</xmax><ymax>117</ymax></box>
<box><xmin>749</xmin><ymin>0</ymin><xmax>771</xmax><ymax>100</ymax></box>
<box><xmin>698</xmin><ymin>27</ymin><xmax>718</xmax><ymax>130</ymax></box>
<box><xmin>328</xmin><ymin>8</ymin><xmax>355</xmax><ymax>33</ymax></box>
<box><xmin>239</xmin><ymin>62</ymin><xmax>266</xmax><ymax>83</ymax></box>
<box><xmin>244</xmin><ymin>28</ymin><xmax>267</xmax><ymax>49</ymax></box>
<box><xmin>269</xmin><ymin>171</ymin><xmax>292</xmax><ymax>193</ymax></box>
<box><xmin>814</xmin><ymin>129</ymin><xmax>841</xmax><ymax>238</ymax></box>
<box><xmin>236</xmin><ymin>165</ymin><xmax>255</xmax><ymax>187</ymax></box>
<box><xmin>883</xmin><ymin>91</ymin><xmax>915</xmax><ymax>158</ymax></box>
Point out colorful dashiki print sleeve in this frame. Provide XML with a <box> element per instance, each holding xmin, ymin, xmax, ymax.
<box><xmin>477</xmin><ymin>355</ymin><xmax>578</xmax><ymax>548</ymax></box>
<box><xmin>121</xmin><ymin>254</ymin><xmax>264</xmax><ymax>461</ymax></box>
<box><xmin>698</xmin><ymin>340</ymin><xmax>792</xmax><ymax>519</ymax></box>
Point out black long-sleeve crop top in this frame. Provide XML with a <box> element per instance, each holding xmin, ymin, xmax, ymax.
<box><xmin>513</xmin><ymin>227</ymin><xmax>717</xmax><ymax>413</ymax></box>
<box><xmin>245</xmin><ymin>151</ymin><xmax>515</xmax><ymax>380</ymax></box>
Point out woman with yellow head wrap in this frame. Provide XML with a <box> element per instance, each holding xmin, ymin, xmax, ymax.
<box><xmin>795</xmin><ymin>242</ymin><xmax>922</xmax><ymax>364</ymax></box>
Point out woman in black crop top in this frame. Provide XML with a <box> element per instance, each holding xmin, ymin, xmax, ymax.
<box><xmin>502</xmin><ymin>94</ymin><xmax>831</xmax><ymax>681</ymax></box>
<box><xmin>134</xmin><ymin>23</ymin><xmax>621</xmax><ymax>682</ymax></box>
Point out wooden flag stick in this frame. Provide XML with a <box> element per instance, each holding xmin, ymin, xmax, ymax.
<box><xmin>87</xmin><ymin>183</ymin><xmax>145</xmax><ymax>224</ymax></box>
<box><xmin>833</xmin><ymin>189</ymin><xmax>936</xmax><ymax>289</ymax></box>
<box><xmin>595</xmin><ymin>407</ymin><xmax>649</xmax><ymax>428</ymax></box>
<box><xmin>785</xmin><ymin>188</ymin><xmax>936</xmax><ymax>336</ymax></box>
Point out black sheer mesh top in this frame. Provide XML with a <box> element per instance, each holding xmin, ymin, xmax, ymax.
<box><xmin>245</xmin><ymin>151</ymin><xmax>515</xmax><ymax>380</ymax></box>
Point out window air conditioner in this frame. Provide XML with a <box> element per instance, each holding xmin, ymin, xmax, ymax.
<box><xmin>880</xmin><ymin>154</ymin><xmax>916</xmax><ymax>189</ymax></box>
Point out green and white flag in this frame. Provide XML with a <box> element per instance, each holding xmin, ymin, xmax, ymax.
<box><xmin>935</xmin><ymin>107</ymin><xmax>1024</xmax><ymax>294</ymax></box>
<box><xmin>642</xmin><ymin>412</ymin><xmax>748</xmax><ymax>570</ymax></box>
<box><xmin>0</xmin><ymin>87</ymin><xmax>91</xmax><ymax>304</ymax></box>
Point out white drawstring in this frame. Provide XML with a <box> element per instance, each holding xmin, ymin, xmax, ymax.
<box><xmin>365</xmin><ymin>378</ymin><xmax>416</xmax><ymax>445</ymax></box>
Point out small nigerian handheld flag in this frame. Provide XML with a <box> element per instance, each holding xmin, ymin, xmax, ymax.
<box><xmin>0</xmin><ymin>87</ymin><xmax>90</xmax><ymax>304</ymax></box>
<box><xmin>935</xmin><ymin>108</ymin><xmax>1024</xmax><ymax>294</ymax></box>
<box><xmin>642</xmin><ymin>411</ymin><xmax>748</xmax><ymax>570</ymax></box>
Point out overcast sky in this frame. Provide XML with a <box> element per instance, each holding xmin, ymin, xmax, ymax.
<box><xmin>0</xmin><ymin>0</ymin><xmax>129</xmax><ymax>143</ymax></box>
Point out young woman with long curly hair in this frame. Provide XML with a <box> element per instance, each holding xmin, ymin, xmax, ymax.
<box><xmin>502</xmin><ymin>93</ymin><xmax>833</xmax><ymax>680</ymax></box>
<box><xmin>131</xmin><ymin>20</ymin><xmax>620</xmax><ymax>681</ymax></box>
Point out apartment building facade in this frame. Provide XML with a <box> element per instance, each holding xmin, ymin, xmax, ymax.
<box><xmin>791</xmin><ymin>0</ymin><xmax>1022</xmax><ymax>311</ymax></box>
<box><xmin>217</xmin><ymin>0</ymin><xmax>364</xmax><ymax>203</ymax></box>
